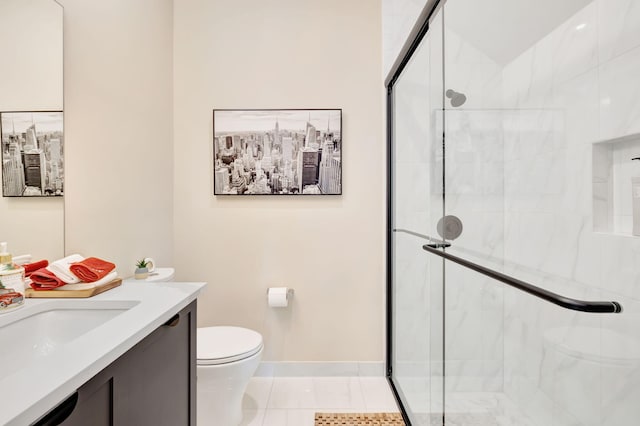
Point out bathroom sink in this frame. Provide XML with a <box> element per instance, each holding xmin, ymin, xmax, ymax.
<box><xmin>0</xmin><ymin>300</ymin><xmax>138</xmax><ymax>380</ymax></box>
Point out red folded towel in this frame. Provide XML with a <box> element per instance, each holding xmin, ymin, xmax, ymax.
<box><xmin>69</xmin><ymin>257</ymin><xmax>116</xmax><ymax>283</ymax></box>
<box><xmin>23</xmin><ymin>260</ymin><xmax>49</xmax><ymax>277</ymax></box>
<box><xmin>30</xmin><ymin>268</ymin><xmax>65</xmax><ymax>290</ymax></box>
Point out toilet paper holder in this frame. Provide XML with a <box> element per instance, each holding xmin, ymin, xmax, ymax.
<box><xmin>266</xmin><ymin>288</ymin><xmax>294</xmax><ymax>298</ymax></box>
<box><xmin>266</xmin><ymin>287</ymin><xmax>294</xmax><ymax>308</ymax></box>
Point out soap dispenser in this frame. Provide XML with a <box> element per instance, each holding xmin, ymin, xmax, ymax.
<box><xmin>0</xmin><ymin>241</ymin><xmax>25</xmax><ymax>296</ymax></box>
<box><xmin>0</xmin><ymin>242</ymin><xmax>11</xmax><ymax>266</ymax></box>
<box><xmin>632</xmin><ymin>158</ymin><xmax>640</xmax><ymax>237</ymax></box>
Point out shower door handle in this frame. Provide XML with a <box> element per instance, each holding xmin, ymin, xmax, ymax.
<box><xmin>422</xmin><ymin>244</ymin><xmax>622</xmax><ymax>314</ymax></box>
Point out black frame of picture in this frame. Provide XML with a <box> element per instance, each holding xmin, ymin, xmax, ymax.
<box><xmin>213</xmin><ymin>108</ymin><xmax>342</xmax><ymax>196</ymax></box>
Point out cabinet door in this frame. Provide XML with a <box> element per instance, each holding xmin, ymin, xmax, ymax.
<box><xmin>113</xmin><ymin>302</ymin><xmax>196</xmax><ymax>426</ymax></box>
<box><xmin>61</xmin><ymin>376</ymin><xmax>112</xmax><ymax>426</ymax></box>
<box><xmin>35</xmin><ymin>369</ymin><xmax>113</xmax><ymax>426</ymax></box>
<box><xmin>33</xmin><ymin>301</ymin><xmax>196</xmax><ymax>426</ymax></box>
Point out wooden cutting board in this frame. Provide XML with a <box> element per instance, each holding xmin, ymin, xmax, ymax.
<box><xmin>25</xmin><ymin>278</ymin><xmax>122</xmax><ymax>298</ymax></box>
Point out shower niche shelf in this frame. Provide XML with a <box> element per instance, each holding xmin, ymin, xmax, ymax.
<box><xmin>592</xmin><ymin>133</ymin><xmax>640</xmax><ymax>237</ymax></box>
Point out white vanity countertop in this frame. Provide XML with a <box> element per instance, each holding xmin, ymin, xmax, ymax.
<box><xmin>0</xmin><ymin>280</ymin><xmax>206</xmax><ymax>426</ymax></box>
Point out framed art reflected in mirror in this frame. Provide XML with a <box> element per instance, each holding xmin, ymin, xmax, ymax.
<box><xmin>1</xmin><ymin>111</ymin><xmax>64</xmax><ymax>197</ymax></box>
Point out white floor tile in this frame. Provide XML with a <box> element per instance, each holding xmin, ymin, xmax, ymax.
<box><xmin>212</xmin><ymin>377</ymin><xmax>553</xmax><ymax>426</ymax></box>
<box><xmin>267</xmin><ymin>377</ymin><xmax>367</xmax><ymax>410</ymax></box>
<box><xmin>239</xmin><ymin>409</ymin><xmax>265</xmax><ymax>426</ymax></box>
<box><xmin>267</xmin><ymin>377</ymin><xmax>318</xmax><ymax>409</ymax></box>
<box><xmin>243</xmin><ymin>377</ymin><xmax>273</xmax><ymax>409</ymax></box>
<box><xmin>313</xmin><ymin>377</ymin><xmax>366</xmax><ymax>410</ymax></box>
<box><xmin>261</xmin><ymin>408</ymin><xmax>287</xmax><ymax>426</ymax></box>
<box><xmin>360</xmin><ymin>377</ymin><xmax>400</xmax><ymax>411</ymax></box>
<box><xmin>200</xmin><ymin>375</ymin><xmax>400</xmax><ymax>425</ymax></box>
<box><xmin>262</xmin><ymin>409</ymin><xmax>316</xmax><ymax>426</ymax></box>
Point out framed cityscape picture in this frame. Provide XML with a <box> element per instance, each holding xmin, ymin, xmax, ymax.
<box><xmin>213</xmin><ymin>109</ymin><xmax>342</xmax><ymax>195</ymax></box>
<box><xmin>1</xmin><ymin>111</ymin><xmax>64</xmax><ymax>197</ymax></box>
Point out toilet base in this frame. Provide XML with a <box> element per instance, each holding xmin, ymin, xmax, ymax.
<box><xmin>197</xmin><ymin>383</ymin><xmax>244</xmax><ymax>426</ymax></box>
<box><xmin>197</xmin><ymin>347</ymin><xmax>262</xmax><ymax>426</ymax></box>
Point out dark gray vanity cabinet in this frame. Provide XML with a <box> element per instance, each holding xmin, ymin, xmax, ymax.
<box><xmin>113</xmin><ymin>300</ymin><xmax>196</xmax><ymax>425</ymax></box>
<box><xmin>34</xmin><ymin>301</ymin><xmax>196</xmax><ymax>426</ymax></box>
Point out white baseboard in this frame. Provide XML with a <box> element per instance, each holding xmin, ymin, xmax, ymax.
<box><xmin>255</xmin><ymin>361</ymin><xmax>385</xmax><ymax>377</ymax></box>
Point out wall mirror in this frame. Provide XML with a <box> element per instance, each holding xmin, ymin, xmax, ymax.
<box><xmin>0</xmin><ymin>0</ymin><xmax>64</xmax><ymax>261</ymax></box>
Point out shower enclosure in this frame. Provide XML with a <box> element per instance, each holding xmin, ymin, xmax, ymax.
<box><xmin>387</xmin><ymin>0</ymin><xmax>640</xmax><ymax>425</ymax></box>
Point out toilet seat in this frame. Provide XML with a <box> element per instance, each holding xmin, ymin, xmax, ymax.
<box><xmin>197</xmin><ymin>326</ymin><xmax>263</xmax><ymax>365</ymax></box>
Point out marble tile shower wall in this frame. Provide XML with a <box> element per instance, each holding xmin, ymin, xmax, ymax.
<box><xmin>443</xmin><ymin>110</ymin><xmax>506</xmax><ymax>393</ymax></box>
<box><xmin>495</xmin><ymin>1</ymin><xmax>640</xmax><ymax>424</ymax></box>
<box><xmin>392</xmin><ymin>0</ymin><xmax>640</xmax><ymax>423</ymax></box>
<box><xmin>442</xmin><ymin>23</ymin><xmax>507</xmax><ymax>393</ymax></box>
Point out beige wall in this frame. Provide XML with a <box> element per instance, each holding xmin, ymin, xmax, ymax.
<box><xmin>59</xmin><ymin>0</ymin><xmax>384</xmax><ymax>362</ymax></box>
<box><xmin>61</xmin><ymin>0</ymin><xmax>174</xmax><ymax>274</ymax></box>
<box><xmin>173</xmin><ymin>0</ymin><xmax>384</xmax><ymax>361</ymax></box>
<box><xmin>0</xmin><ymin>0</ymin><xmax>64</xmax><ymax>261</ymax></box>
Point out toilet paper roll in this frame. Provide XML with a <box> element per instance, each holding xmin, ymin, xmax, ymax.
<box><xmin>268</xmin><ymin>287</ymin><xmax>289</xmax><ymax>308</ymax></box>
<box><xmin>144</xmin><ymin>257</ymin><xmax>156</xmax><ymax>273</ymax></box>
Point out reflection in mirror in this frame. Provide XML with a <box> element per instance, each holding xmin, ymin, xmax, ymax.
<box><xmin>0</xmin><ymin>0</ymin><xmax>64</xmax><ymax>261</ymax></box>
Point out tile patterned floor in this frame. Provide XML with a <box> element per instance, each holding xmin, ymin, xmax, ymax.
<box><xmin>200</xmin><ymin>377</ymin><xmax>536</xmax><ymax>426</ymax></box>
<box><xmin>403</xmin><ymin>392</ymin><xmax>538</xmax><ymax>426</ymax></box>
<box><xmin>236</xmin><ymin>377</ymin><xmax>400</xmax><ymax>426</ymax></box>
<box><xmin>419</xmin><ymin>413</ymin><xmax>499</xmax><ymax>426</ymax></box>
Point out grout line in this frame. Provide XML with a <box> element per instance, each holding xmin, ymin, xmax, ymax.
<box><xmin>262</xmin><ymin>376</ymin><xmax>276</xmax><ymax>421</ymax></box>
<box><xmin>353</xmin><ymin>376</ymin><xmax>367</xmax><ymax>411</ymax></box>
<box><xmin>252</xmin><ymin>376</ymin><xmax>400</xmax><ymax>425</ymax></box>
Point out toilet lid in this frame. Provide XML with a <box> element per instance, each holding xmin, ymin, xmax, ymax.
<box><xmin>197</xmin><ymin>326</ymin><xmax>263</xmax><ymax>365</ymax></box>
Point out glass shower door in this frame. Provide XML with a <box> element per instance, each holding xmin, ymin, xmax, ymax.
<box><xmin>389</xmin><ymin>7</ymin><xmax>445</xmax><ymax>425</ymax></box>
<box><xmin>439</xmin><ymin>0</ymin><xmax>638</xmax><ymax>425</ymax></box>
<box><xmin>390</xmin><ymin>0</ymin><xmax>640</xmax><ymax>425</ymax></box>
<box><xmin>439</xmin><ymin>0</ymin><xmax>508</xmax><ymax>422</ymax></box>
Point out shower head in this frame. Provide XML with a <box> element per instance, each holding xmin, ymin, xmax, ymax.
<box><xmin>446</xmin><ymin>89</ymin><xmax>467</xmax><ymax>107</ymax></box>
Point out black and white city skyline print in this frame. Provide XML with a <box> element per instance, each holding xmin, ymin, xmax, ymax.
<box><xmin>1</xmin><ymin>111</ymin><xmax>64</xmax><ymax>197</ymax></box>
<box><xmin>213</xmin><ymin>109</ymin><xmax>342</xmax><ymax>195</ymax></box>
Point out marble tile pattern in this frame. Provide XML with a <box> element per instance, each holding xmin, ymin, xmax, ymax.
<box><xmin>233</xmin><ymin>376</ymin><xmax>399</xmax><ymax>426</ymax></box>
<box><xmin>592</xmin><ymin>136</ymin><xmax>640</xmax><ymax>235</ymax></box>
<box><xmin>230</xmin><ymin>377</ymin><xmax>545</xmax><ymax>426</ymax></box>
<box><xmin>399</xmin><ymin>388</ymin><xmax>540</xmax><ymax>426</ymax></box>
<box><xmin>441</xmin><ymin>6</ymin><xmax>507</xmax><ymax>397</ymax></box>
<box><xmin>482</xmin><ymin>0</ymin><xmax>640</xmax><ymax>424</ymax></box>
<box><xmin>592</xmin><ymin>142</ymin><xmax>614</xmax><ymax>232</ymax></box>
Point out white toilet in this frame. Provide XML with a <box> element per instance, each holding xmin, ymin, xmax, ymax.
<box><xmin>139</xmin><ymin>267</ymin><xmax>263</xmax><ymax>425</ymax></box>
<box><xmin>542</xmin><ymin>326</ymin><xmax>640</xmax><ymax>424</ymax></box>
<box><xmin>197</xmin><ymin>326</ymin><xmax>263</xmax><ymax>426</ymax></box>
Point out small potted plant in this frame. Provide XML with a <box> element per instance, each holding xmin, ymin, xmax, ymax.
<box><xmin>134</xmin><ymin>258</ymin><xmax>149</xmax><ymax>280</ymax></box>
